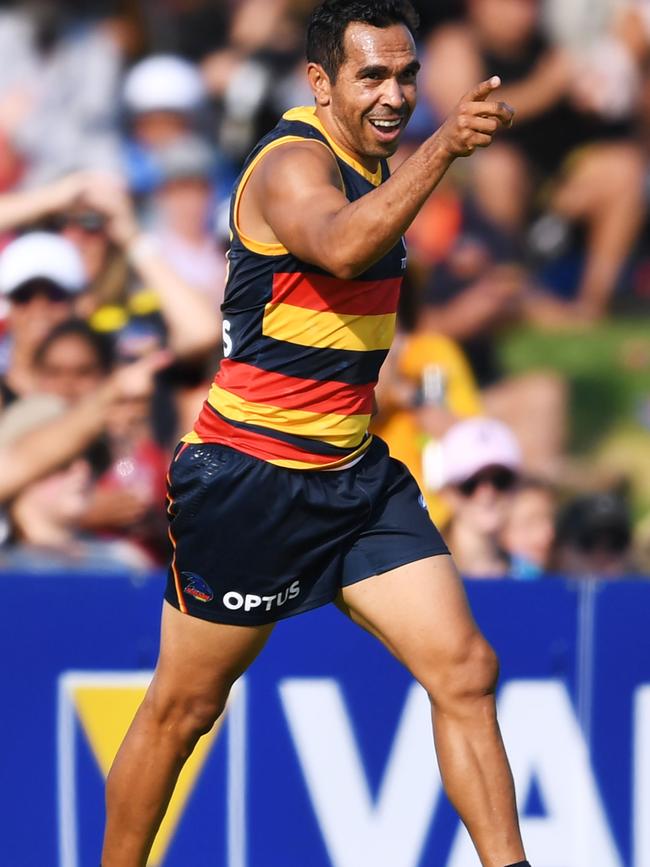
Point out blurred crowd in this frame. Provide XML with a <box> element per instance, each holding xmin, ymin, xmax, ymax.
<box><xmin>0</xmin><ymin>0</ymin><xmax>649</xmax><ymax>579</ymax></box>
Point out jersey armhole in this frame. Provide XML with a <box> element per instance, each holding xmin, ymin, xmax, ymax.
<box><xmin>233</xmin><ymin>135</ymin><xmax>345</xmax><ymax>256</ymax></box>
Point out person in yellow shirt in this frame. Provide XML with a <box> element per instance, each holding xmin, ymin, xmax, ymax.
<box><xmin>373</xmin><ymin>329</ymin><xmax>482</xmax><ymax>527</ymax></box>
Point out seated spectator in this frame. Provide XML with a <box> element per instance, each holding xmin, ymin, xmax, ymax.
<box><xmin>418</xmin><ymin>192</ymin><xmax>569</xmax><ymax>480</ymax></box>
<box><xmin>424</xmin><ymin>0</ymin><xmax>646</xmax><ymax>318</ymax></box>
<box><xmin>438</xmin><ymin>417</ymin><xmax>522</xmax><ymax>578</ymax></box>
<box><xmin>32</xmin><ymin>318</ymin><xmax>169</xmax><ymax>565</ymax></box>
<box><xmin>0</xmin><ymin>348</ymin><xmax>169</xmax><ymax>505</ymax></box>
<box><xmin>554</xmin><ymin>492</ymin><xmax>636</xmax><ymax>579</ymax></box>
<box><xmin>501</xmin><ymin>478</ymin><xmax>557</xmax><ymax>579</ymax></box>
<box><xmin>149</xmin><ymin>134</ymin><xmax>227</xmax><ymax>309</ymax></box>
<box><xmin>122</xmin><ymin>54</ymin><xmax>208</xmax><ymax>194</ymax></box>
<box><xmin>372</xmin><ymin>329</ymin><xmax>482</xmax><ymax>527</ymax></box>
<box><xmin>0</xmin><ymin>393</ymin><xmax>154</xmax><ymax>572</ymax></box>
<box><xmin>0</xmin><ymin>232</ymin><xmax>86</xmax><ymax>404</ymax></box>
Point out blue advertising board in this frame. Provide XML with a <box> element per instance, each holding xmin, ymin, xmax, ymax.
<box><xmin>1</xmin><ymin>572</ymin><xmax>648</xmax><ymax>866</ymax></box>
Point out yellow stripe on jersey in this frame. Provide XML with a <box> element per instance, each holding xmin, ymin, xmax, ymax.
<box><xmin>262</xmin><ymin>302</ymin><xmax>396</xmax><ymax>352</ymax></box>
<box><xmin>283</xmin><ymin>107</ymin><xmax>383</xmax><ymax>187</ymax></box>
<box><xmin>209</xmin><ymin>384</ymin><xmax>371</xmax><ymax>448</ymax></box>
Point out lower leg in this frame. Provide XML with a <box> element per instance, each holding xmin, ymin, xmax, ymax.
<box><xmin>340</xmin><ymin>558</ymin><xmax>527</xmax><ymax>867</ymax></box>
<box><xmin>553</xmin><ymin>144</ymin><xmax>645</xmax><ymax>315</ymax></box>
<box><xmin>102</xmin><ymin>682</ymin><xmax>226</xmax><ymax>866</ymax></box>
<box><xmin>430</xmin><ymin>679</ymin><xmax>524</xmax><ymax>866</ymax></box>
<box><xmin>102</xmin><ymin>603</ymin><xmax>272</xmax><ymax>866</ymax></box>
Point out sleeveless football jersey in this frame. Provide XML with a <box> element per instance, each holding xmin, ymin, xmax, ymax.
<box><xmin>185</xmin><ymin>106</ymin><xmax>406</xmax><ymax>469</ymax></box>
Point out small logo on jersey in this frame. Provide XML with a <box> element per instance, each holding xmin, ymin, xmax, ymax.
<box><xmin>182</xmin><ymin>572</ymin><xmax>214</xmax><ymax>602</ymax></box>
<box><xmin>222</xmin><ymin>580</ymin><xmax>301</xmax><ymax>613</ymax></box>
<box><xmin>418</xmin><ymin>493</ymin><xmax>428</xmax><ymax>511</ymax></box>
<box><xmin>401</xmin><ymin>256</ymin><xmax>408</xmax><ymax>271</ymax></box>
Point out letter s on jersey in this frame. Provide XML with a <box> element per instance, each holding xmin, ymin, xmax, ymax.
<box><xmin>222</xmin><ymin>319</ymin><xmax>233</xmax><ymax>357</ymax></box>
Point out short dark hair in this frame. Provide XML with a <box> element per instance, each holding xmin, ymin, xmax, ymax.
<box><xmin>34</xmin><ymin>318</ymin><xmax>115</xmax><ymax>374</ymax></box>
<box><xmin>306</xmin><ymin>0</ymin><xmax>419</xmax><ymax>82</ymax></box>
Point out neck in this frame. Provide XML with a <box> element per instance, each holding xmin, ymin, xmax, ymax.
<box><xmin>449</xmin><ymin>520</ymin><xmax>508</xmax><ymax>578</ymax></box>
<box><xmin>314</xmin><ymin>105</ymin><xmax>380</xmax><ymax>174</ymax></box>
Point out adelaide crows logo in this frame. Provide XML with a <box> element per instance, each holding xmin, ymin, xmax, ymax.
<box><xmin>182</xmin><ymin>572</ymin><xmax>214</xmax><ymax>602</ymax></box>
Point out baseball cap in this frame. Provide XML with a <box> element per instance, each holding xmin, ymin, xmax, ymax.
<box><xmin>0</xmin><ymin>232</ymin><xmax>86</xmax><ymax>296</ymax></box>
<box><xmin>123</xmin><ymin>55</ymin><xmax>206</xmax><ymax>115</ymax></box>
<box><xmin>440</xmin><ymin>417</ymin><xmax>522</xmax><ymax>487</ymax></box>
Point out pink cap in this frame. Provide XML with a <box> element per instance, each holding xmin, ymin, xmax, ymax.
<box><xmin>440</xmin><ymin>417</ymin><xmax>522</xmax><ymax>486</ymax></box>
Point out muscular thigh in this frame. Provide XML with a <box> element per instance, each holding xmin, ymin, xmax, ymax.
<box><xmin>151</xmin><ymin>602</ymin><xmax>273</xmax><ymax>708</ymax></box>
<box><xmin>339</xmin><ymin>555</ymin><xmax>482</xmax><ymax>685</ymax></box>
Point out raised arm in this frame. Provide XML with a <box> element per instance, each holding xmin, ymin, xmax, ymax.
<box><xmin>243</xmin><ymin>78</ymin><xmax>513</xmax><ymax>279</ymax></box>
<box><xmin>83</xmin><ymin>177</ymin><xmax>220</xmax><ymax>359</ymax></box>
<box><xmin>0</xmin><ymin>351</ymin><xmax>169</xmax><ymax>502</ymax></box>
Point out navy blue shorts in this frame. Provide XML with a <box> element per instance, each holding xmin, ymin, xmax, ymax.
<box><xmin>164</xmin><ymin>437</ymin><xmax>449</xmax><ymax>626</ymax></box>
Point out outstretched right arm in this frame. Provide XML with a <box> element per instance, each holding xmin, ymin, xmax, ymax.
<box><xmin>246</xmin><ymin>78</ymin><xmax>513</xmax><ymax>279</ymax></box>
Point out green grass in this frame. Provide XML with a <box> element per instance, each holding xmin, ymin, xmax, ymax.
<box><xmin>499</xmin><ymin>318</ymin><xmax>650</xmax><ymax>454</ymax></box>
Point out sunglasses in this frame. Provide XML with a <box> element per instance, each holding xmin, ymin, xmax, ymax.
<box><xmin>52</xmin><ymin>211</ymin><xmax>107</xmax><ymax>233</ymax></box>
<box><xmin>10</xmin><ymin>282</ymin><xmax>70</xmax><ymax>305</ymax></box>
<box><xmin>457</xmin><ymin>467</ymin><xmax>517</xmax><ymax>497</ymax></box>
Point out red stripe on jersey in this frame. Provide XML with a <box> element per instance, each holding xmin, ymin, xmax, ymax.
<box><xmin>194</xmin><ymin>404</ymin><xmax>354</xmax><ymax>465</ymax></box>
<box><xmin>272</xmin><ymin>272</ymin><xmax>401</xmax><ymax>316</ymax></box>
<box><xmin>216</xmin><ymin>360</ymin><xmax>374</xmax><ymax>415</ymax></box>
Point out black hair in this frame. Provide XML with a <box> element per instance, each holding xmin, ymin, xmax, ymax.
<box><xmin>33</xmin><ymin>318</ymin><xmax>115</xmax><ymax>375</ymax></box>
<box><xmin>306</xmin><ymin>0</ymin><xmax>419</xmax><ymax>82</ymax></box>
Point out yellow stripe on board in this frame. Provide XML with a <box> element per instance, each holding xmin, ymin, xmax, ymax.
<box><xmin>209</xmin><ymin>383</ymin><xmax>370</xmax><ymax>447</ymax></box>
<box><xmin>262</xmin><ymin>302</ymin><xmax>396</xmax><ymax>352</ymax></box>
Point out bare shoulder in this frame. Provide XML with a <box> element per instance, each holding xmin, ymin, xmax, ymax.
<box><xmin>252</xmin><ymin>138</ymin><xmax>344</xmax><ymax>199</ymax></box>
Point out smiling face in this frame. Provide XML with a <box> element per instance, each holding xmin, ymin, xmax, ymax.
<box><xmin>309</xmin><ymin>22</ymin><xmax>419</xmax><ymax>167</ymax></box>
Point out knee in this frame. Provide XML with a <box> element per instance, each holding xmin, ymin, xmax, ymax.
<box><xmin>421</xmin><ymin>633</ymin><xmax>499</xmax><ymax>715</ymax></box>
<box><xmin>144</xmin><ymin>683</ymin><xmax>230</xmax><ymax>751</ymax></box>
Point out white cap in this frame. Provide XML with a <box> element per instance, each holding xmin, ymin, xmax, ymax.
<box><xmin>123</xmin><ymin>55</ymin><xmax>206</xmax><ymax>115</ymax></box>
<box><xmin>0</xmin><ymin>232</ymin><xmax>86</xmax><ymax>296</ymax></box>
<box><xmin>440</xmin><ymin>417</ymin><xmax>522</xmax><ymax>487</ymax></box>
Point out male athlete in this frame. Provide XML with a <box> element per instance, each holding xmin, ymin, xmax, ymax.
<box><xmin>102</xmin><ymin>3</ymin><xmax>531</xmax><ymax>866</ymax></box>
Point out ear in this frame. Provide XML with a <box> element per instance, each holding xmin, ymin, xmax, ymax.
<box><xmin>307</xmin><ymin>62</ymin><xmax>332</xmax><ymax>107</ymax></box>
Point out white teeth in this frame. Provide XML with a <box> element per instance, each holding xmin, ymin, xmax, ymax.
<box><xmin>371</xmin><ymin>119</ymin><xmax>400</xmax><ymax>128</ymax></box>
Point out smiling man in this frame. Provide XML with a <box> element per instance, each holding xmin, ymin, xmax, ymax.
<box><xmin>101</xmin><ymin>3</ymin><xmax>529</xmax><ymax>867</ymax></box>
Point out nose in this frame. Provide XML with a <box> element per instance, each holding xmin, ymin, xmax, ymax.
<box><xmin>380</xmin><ymin>76</ymin><xmax>406</xmax><ymax>111</ymax></box>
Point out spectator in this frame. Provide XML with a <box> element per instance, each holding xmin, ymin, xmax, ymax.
<box><xmin>417</xmin><ymin>193</ymin><xmax>569</xmax><ymax>480</ymax></box>
<box><xmin>0</xmin><ymin>393</ymin><xmax>153</xmax><ymax>572</ymax></box>
<box><xmin>501</xmin><ymin>478</ymin><xmax>557</xmax><ymax>579</ymax></box>
<box><xmin>122</xmin><ymin>54</ymin><xmax>208</xmax><ymax>194</ymax></box>
<box><xmin>0</xmin><ymin>172</ymin><xmax>220</xmax><ymax>360</ymax></box>
<box><xmin>555</xmin><ymin>492</ymin><xmax>636</xmax><ymax>579</ymax></box>
<box><xmin>424</xmin><ymin>0</ymin><xmax>646</xmax><ymax>318</ymax></box>
<box><xmin>373</xmin><ymin>329</ymin><xmax>482</xmax><ymax>527</ymax></box>
<box><xmin>149</xmin><ymin>134</ymin><xmax>227</xmax><ymax>309</ymax></box>
<box><xmin>31</xmin><ymin>317</ymin><xmax>171</xmax><ymax>564</ymax></box>
<box><xmin>439</xmin><ymin>417</ymin><xmax>522</xmax><ymax>578</ymax></box>
<box><xmin>0</xmin><ymin>3</ymin><xmax>122</xmax><ymax>187</ymax></box>
<box><xmin>0</xmin><ymin>232</ymin><xmax>86</xmax><ymax>404</ymax></box>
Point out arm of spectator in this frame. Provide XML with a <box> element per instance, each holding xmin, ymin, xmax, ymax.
<box><xmin>424</xmin><ymin>25</ymin><xmax>571</xmax><ymax>123</ymax></box>
<box><xmin>491</xmin><ymin>51</ymin><xmax>573</xmax><ymax>122</ymax></box>
<box><xmin>418</xmin><ymin>266</ymin><xmax>524</xmax><ymax>340</ymax></box>
<box><xmin>0</xmin><ymin>351</ymin><xmax>170</xmax><ymax>503</ymax></box>
<box><xmin>83</xmin><ymin>177</ymin><xmax>220</xmax><ymax>359</ymax></box>
<box><xmin>0</xmin><ymin>172</ymin><xmax>94</xmax><ymax>233</ymax></box>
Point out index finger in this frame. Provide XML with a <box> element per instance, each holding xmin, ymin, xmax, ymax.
<box><xmin>475</xmin><ymin>99</ymin><xmax>515</xmax><ymax>125</ymax></box>
<box><xmin>464</xmin><ymin>76</ymin><xmax>501</xmax><ymax>103</ymax></box>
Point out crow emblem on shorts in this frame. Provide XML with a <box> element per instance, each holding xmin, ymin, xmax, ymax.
<box><xmin>181</xmin><ymin>572</ymin><xmax>214</xmax><ymax>603</ymax></box>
